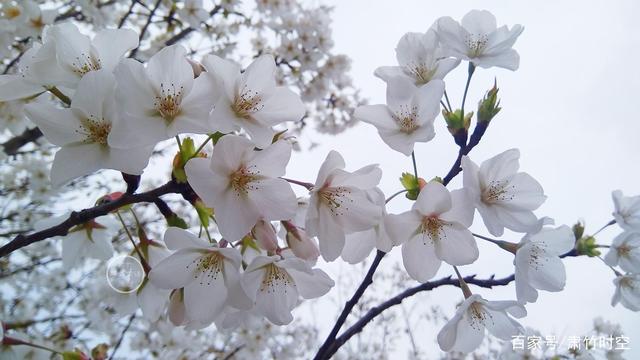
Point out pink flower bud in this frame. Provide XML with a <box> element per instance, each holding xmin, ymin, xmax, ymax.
<box><xmin>251</xmin><ymin>220</ymin><xmax>279</xmax><ymax>252</ymax></box>
<box><xmin>284</xmin><ymin>221</ymin><xmax>320</xmax><ymax>261</ymax></box>
<box><xmin>168</xmin><ymin>290</ymin><xmax>186</xmax><ymax>326</ymax></box>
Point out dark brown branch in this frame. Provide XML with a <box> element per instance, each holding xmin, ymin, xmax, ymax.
<box><xmin>164</xmin><ymin>5</ymin><xmax>222</xmax><ymax>46</ymax></box>
<box><xmin>118</xmin><ymin>0</ymin><xmax>138</xmax><ymax>28</ymax></box>
<box><xmin>129</xmin><ymin>0</ymin><xmax>163</xmax><ymax>58</ymax></box>
<box><xmin>3</xmin><ymin>50</ymin><xmax>25</xmax><ymax>75</ymax></box>
<box><xmin>319</xmin><ymin>274</ymin><xmax>515</xmax><ymax>358</ymax></box>
<box><xmin>108</xmin><ymin>314</ymin><xmax>136</xmax><ymax>360</ymax></box>
<box><xmin>313</xmin><ymin>250</ymin><xmax>386</xmax><ymax>360</ymax></box>
<box><xmin>0</xmin><ymin>181</ymin><xmax>189</xmax><ymax>258</ymax></box>
<box><xmin>2</xmin><ymin>127</ymin><xmax>43</xmax><ymax>156</ymax></box>
<box><xmin>442</xmin><ymin>121</ymin><xmax>488</xmax><ymax>185</ymax></box>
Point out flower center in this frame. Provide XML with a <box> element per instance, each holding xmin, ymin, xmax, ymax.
<box><xmin>229</xmin><ymin>165</ymin><xmax>260</xmax><ymax>196</ymax></box>
<box><xmin>465</xmin><ymin>33</ymin><xmax>489</xmax><ymax>57</ymax></box>
<box><xmin>187</xmin><ymin>252</ymin><xmax>224</xmax><ymax>286</ymax></box>
<box><xmin>481</xmin><ymin>179</ymin><xmax>514</xmax><ymax>204</ymax></box>
<box><xmin>155</xmin><ymin>83</ymin><xmax>184</xmax><ymax>121</ymax></box>
<box><xmin>29</xmin><ymin>16</ymin><xmax>45</xmax><ymax>30</ymax></box>
<box><xmin>393</xmin><ymin>104</ymin><xmax>419</xmax><ymax>134</ymax></box>
<box><xmin>619</xmin><ymin>276</ymin><xmax>635</xmax><ymax>289</ymax></box>
<box><xmin>467</xmin><ymin>302</ymin><xmax>490</xmax><ymax>330</ymax></box>
<box><xmin>232</xmin><ymin>86</ymin><xmax>263</xmax><ymax>120</ymax></box>
<box><xmin>72</xmin><ymin>53</ymin><xmax>102</xmax><ymax>75</ymax></box>
<box><xmin>318</xmin><ymin>186</ymin><xmax>352</xmax><ymax>217</ymax></box>
<box><xmin>405</xmin><ymin>62</ymin><xmax>436</xmax><ymax>85</ymax></box>
<box><xmin>617</xmin><ymin>244</ymin><xmax>631</xmax><ymax>258</ymax></box>
<box><xmin>78</xmin><ymin>117</ymin><xmax>111</xmax><ymax>146</ymax></box>
<box><xmin>419</xmin><ymin>216</ymin><xmax>446</xmax><ymax>244</ymax></box>
<box><xmin>5</xmin><ymin>6</ymin><xmax>21</xmax><ymax>19</ymax></box>
<box><xmin>260</xmin><ymin>263</ymin><xmax>293</xmax><ymax>293</ymax></box>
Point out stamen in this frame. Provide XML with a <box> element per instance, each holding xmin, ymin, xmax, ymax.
<box><xmin>154</xmin><ymin>83</ymin><xmax>184</xmax><ymax>121</ymax></box>
<box><xmin>76</xmin><ymin>115</ymin><xmax>111</xmax><ymax>146</ymax></box>
<box><xmin>72</xmin><ymin>53</ymin><xmax>102</xmax><ymax>75</ymax></box>
<box><xmin>318</xmin><ymin>186</ymin><xmax>353</xmax><ymax>217</ymax></box>
<box><xmin>481</xmin><ymin>180</ymin><xmax>515</xmax><ymax>204</ymax></box>
<box><xmin>260</xmin><ymin>264</ymin><xmax>293</xmax><ymax>294</ymax></box>
<box><xmin>229</xmin><ymin>165</ymin><xmax>261</xmax><ymax>196</ymax></box>
<box><xmin>465</xmin><ymin>33</ymin><xmax>489</xmax><ymax>57</ymax></box>
<box><xmin>186</xmin><ymin>252</ymin><xmax>224</xmax><ymax>286</ymax></box>
<box><xmin>232</xmin><ymin>85</ymin><xmax>264</xmax><ymax>119</ymax></box>
<box><xmin>393</xmin><ymin>104</ymin><xmax>419</xmax><ymax>134</ymax></box>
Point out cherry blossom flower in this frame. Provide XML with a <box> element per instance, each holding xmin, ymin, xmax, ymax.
<box><xmin>6</xmin><ymin>0</ymin><xmax>56</xmax><ymax>39</ymax></box>
<box><xmin>252</xmin><ymin>220</ymin><xmax>279</xmax><ymax>252</ymax></box>
<box><xmin>107</xmin><ymin>241</ymin><xmax>171</xmax><ymax>322</ymax></box>
<box><xmin>514</xmin><ymin>225</ymin><xmax>575</xmax><ymax>303</ymax></box>
<box><xmin>437</xmin><ymin>294</ymin><xmax>526</xmax><ymax>353</ymax></box>
<box><xmin>306</xmin><ymin>151</ymin><xmax>383</xmax><ymax>261</ymax></box>
<box><xmin>185</xmin><ymin>135</ymin><xmax>297</xmax><ymax>241</ymax></box>
<box><xmin>201</xmin><ymin>54</ymin><xmax>306</xmax><ymax>148</ymax></box>
<box><xmin>611</xmin><ymin>273</ymin><xmax>640</xmax><ymax>311</ymax></box>
<box><xmin>462</xmin><ymin>149</ymin><xmax>546</xmax><ymax>237</ymax></box>
<box><xmin>178</xmin><ymin>0</ymin><xmax>209</xmax><ymax>28</ymax></box>
<box><xmin>0</xmin><ymin>43</ymin><xmax>51</xmax><ymax>101</ymax></box>
<box><xmin>32</xmin><ymin>22</ymin><xmax>138</xmax><ymax>89</ymax></box>
<box><xmin>109</xmin><ymin>45</ymin><xmax>217</xmax><ymax>148</ymax></box>
<box><xmin>35</xmin><ymin>214</ymin><xmax>115</xmax><ymax>270</ymax></box>
<box><xmin>148</xmin><ymin>227</ymin><xmax>252</xmax><ymax>326</ymax></box>
<box><xmin>436</xmin><ymin>10</ymin><xmax>524</xmax><ymax>70</ymax></box>
<box><xmin>604</xmin><ymin>231</ymin><xmax>640</xmax><ymax>273</ymax></box>
<box><xmin>241</xmin><ymin>255</ymin><xmax>334</xmax><ymax>325</ymax></box>
<box><xmin>612</xmin><ymin>190</ymin><xmax>640</xmax><ymax>231</ymax></box>
<box><xmin>342</xmin><ymin>188</ymin><xmax>394</xmax><ymax>264</ymax></box>
<box><xmin>354</xmin><ymin>77</ymin><xmax>444</xmax><ymax>156</ymax></box>
<box><xmin>374</xmin><ymin>30</ymin><xmax>460</xmax><ymax>86</ymax></box>
<box><xmin>385</xmin><ymin>181</ymin><xmax>477</xmax><ymax>282</ymax></box>
<box><xmin>24</xmin><ymin>70</ymin><xmax>153</xmax><ymax>187</ymax></box>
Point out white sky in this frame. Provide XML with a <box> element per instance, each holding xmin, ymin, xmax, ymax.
<box><xmin>285</xmin><ymin>0</ymin><xmax>640</xmax><ymax>357</ymax></box>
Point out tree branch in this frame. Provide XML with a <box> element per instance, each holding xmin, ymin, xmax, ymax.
<box><xmin>0</xmin><ymin>181</ymin><xmax>189</xmax><ymax>258</ymax></box>
<box><xmin>314</xmin><ymin>250</ymin><xmax>385</xmax><ymax>359</ymax></box>
<box><xmin>164</xmin><ymin>5</ymin><xmax>222</xmax><ymax>46</ymax></box>
<box><xmin>2</xmin><ymin>127</ymin><xmax>43</xmax><ymax>156</ymax></box>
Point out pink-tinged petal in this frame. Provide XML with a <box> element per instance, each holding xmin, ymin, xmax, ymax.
<box><xmin>148</xmin><ymin>249</ymin><xmax>202</xmax><ymax>289</ymax></box>
<box><xmin>414</xmin><ymin>181</ymin><xmax>452</xmax><ymax>216</ymax></box>
<box><xmin>314</xmin><ymin>150</ymin><xmax>345</xmax><ymax>187</ymax></box>
<box><xmin>209</xmin><ymin>134</ymin><xmax>253</xmax><ymax>174</ymax></box>
<box><xmin>92</xmin><ymin>28</ymin><xmax>138</xmax><ymax>71</ymax></box>
<box><xmin>223</xmin><ymin>262</ymin><xmax>253</xmax><ymax>310</ymax></box>
<box><xmin>402</xmin><ymin>236</ymin><xmax>441</xmax><ymax>282</ymax></box>
<box><xmin>50</xmin><ymin>144</ymin><xmax>107</xmax><ymax>187</ymax></box>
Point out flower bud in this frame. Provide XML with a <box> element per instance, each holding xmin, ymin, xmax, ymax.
<box><xmin>283</xmin><ymin>221</ymin><xmax>320</xmax><ymax>261</ymax></box>
<box><xmin>442</xmin><ymin>109</ymin><xmax>472</xmax><ymax>147</ymax></box>
<box><xmin>477</xmin><ymin>80</ymin><xmax>501</xmax><ymax>123</ymax></box>
<box><xmin>251</xmin><ymin>220</ymin><xmax>279</xmax><ymax>252</ymax></box>
<box><xmin>187</xmin><ymin>58</ymin><xmax>205</xmax><ymax>78</ymax></box>
<box><xmin>400</xmin><ymin>172</ymin><xmax>422</xmax><ymax>200</ymax></box>
<box><xmin>168</xmin><ymin>289</ymin><xmax>186</xmax><ymax>326</ymax></box>
<box><xmin>576</xmin><ymin>235</ymin><xmax>600</xmax><ymax>257</ymax></box>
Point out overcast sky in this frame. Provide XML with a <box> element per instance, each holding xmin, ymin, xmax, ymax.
<box><xmin>286</xmin><ymin>0</ymin><xmax>640</xmax><ymax>357</ymax></box>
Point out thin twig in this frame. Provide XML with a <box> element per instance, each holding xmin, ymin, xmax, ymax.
<box><xmin>108</xmin><ymin>314</ymin><xmax>136</xmax><ymax>360</ymax></box>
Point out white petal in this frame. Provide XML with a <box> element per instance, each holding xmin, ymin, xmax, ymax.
<box><xmin>342</xmin><ymin>228</ymin><xmax>376</xmax><ymax>264</ymax></box>
<box><xmin>483</xmin><ymin>308</ymin><xmax>524</xmax><ymax>340</ymax></box>
<box><xmin>288</xmin><ymin>267</ymin><xmax>334</xmax><ymax>299</ymax></box>
<box><xmin>146</xmin><ymin>45</ymin><xmax>193</xmax><ymax>96</ymax></box>
<box><xmin>148</xmin><ymin>249</ymin><xmax>202</xmax><ymax>289</ymax></box>
<box><xmin>183</xmin><ymin>264</ymin><xmax>227</xmax><ymax>324</ymax></box>
<box><xmin>402</xmin><ymin>236</ymin><xmax>441</xmax><ymax>282</ymax></box>
<box><xmin>92</xmin><ymin>28</ymin><xmax>138</xmax><ymax>71</ymax></box>
<box><xmin>313</xmin><ymin>150</ymin><xmax>345</xmax><ymax>187</ymax></box>
<box><xmin>50</xmin><ymin>144</ymin><xmax>107</xmax><ymax>187</ymax></box>
<box><xmin>249</xmin><ymin>178</ymin><xmax>297</xmax><ymax>221</ymax></box>
<box><xmin>435</xmin><ymin>223</ymin><xmax>479</xmax><ymax>266</ymax></box>
<box><xmin>24</xmin><ymin>104</ymin><xmax>84</xmax><ymax>146</ymax></box>
<box><xmin>163</xmin><ymin>227</ymin><xmax>210</xmax><ymax>250</ymax></box>
<box><xmin>414</xmin><ymin>181</ymin><xmax>452</xmax><ymax>216</ymax></box>
<box><xmin>252</xmin><ymin>87</ymin><xmax>306</xmax><ymax>126</ymax></box>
